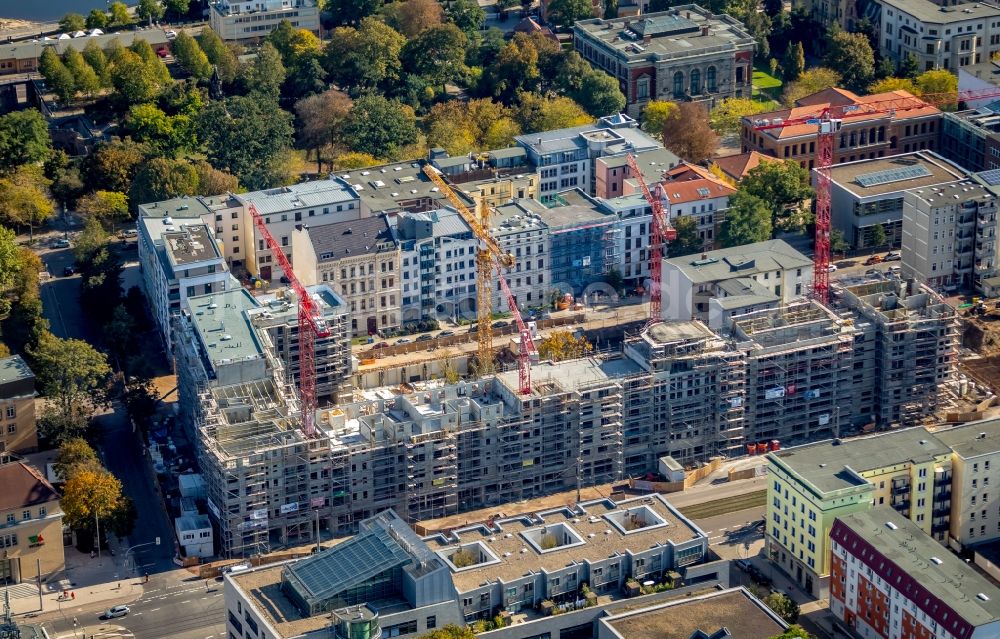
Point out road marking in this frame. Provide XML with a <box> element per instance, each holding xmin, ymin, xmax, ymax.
<box><xmin>181</xmin><ymin>599</ymin><xmax>192</xmax><ymax>604</ymax></box>
<box><xmin>150</xmin><ymin>608</ymin><xmax>161</xmax><ymax>612</ymax></box>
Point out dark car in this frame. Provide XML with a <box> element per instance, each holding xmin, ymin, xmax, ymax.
<box><xmin>492</xmin><ymin>320</ymin><xmax>509</xmax><ymax>329</ymax></box>
<box><xmin>438</xmin><ymin>330</ymin><xmax>455</xmax><ymax>338</ymax></box>
<box><xmin>62</xmin><ymin>265</ymin><xmax>76</xmax><ymax>276</ymax></box>
<box><xmin>371</xmin><ymin>341</ymin><xmax>389</xmax><ymax>349</ymax></box>
<box><xmin>416</xmin><ymin>333</ymin><xmax>434</xmax><ymax>342</ymax></box>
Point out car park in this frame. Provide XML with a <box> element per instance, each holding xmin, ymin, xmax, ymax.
<box><xmin>102</xmin><ymin>606</ymin><xmax>130</xmax><ymax>619</ymax></box>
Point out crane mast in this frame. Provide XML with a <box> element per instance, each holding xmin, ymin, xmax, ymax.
<box><xmin>626</xmin><ymin>154</ymin><xmax>677</xmax><ymax>325</ymax></box>
<box><xmin>247</xmin><ymin>202</ymin><xmax>330</xmax><ymax>437</ymax></box>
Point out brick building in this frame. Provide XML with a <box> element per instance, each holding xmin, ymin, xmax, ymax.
<box><xmin>741</xmin><ymin>89</ymin><xmax>942</xmax><ymax>170</ymax></box>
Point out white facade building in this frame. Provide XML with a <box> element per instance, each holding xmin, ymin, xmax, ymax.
<box><xmin>208</xmin><ymin>0</ymin><xmax>320</xmax><ymax>42</ymax></box>
<box><xmin>878</xmin><ymin>0</ymin><xmax>1000</xmax><ymax>72</ymax></box>
<box><xmin>491</xmin><ymin>200</ymin><xmax>552</xmax><ymax>311</ymax></box>
<box><xmin>175</xmin><ymin>514</ymin><xmax>214</xmax><ymax>559</ymax></box>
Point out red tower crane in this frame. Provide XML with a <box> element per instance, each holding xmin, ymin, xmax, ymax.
<box><xmin>496</xmin><ymin>262</ymin><xmax>539</xmax><ymax>394</ymax></box>
<box><xmin>247</xmin><ymin>202</ymin><xmax>330</xmax><ymax>437</ymax></box>
<box><xmin>750</xmin><ymin>88</ymin><xmax>1000</xmax><ymax>303</ymax></box>
<box><xmin>626</xmin><ymin>153</ymin><xmax>677</xmax><ymax>324</ymax></box>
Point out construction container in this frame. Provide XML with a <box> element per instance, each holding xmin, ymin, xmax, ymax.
<box><xmin>769</xmin><ymin>440</ymin><xmax>780</xmax><ymax>451</ymax></box>
<box><xmin>747</xmin><ymin>443</ymin><xmax>758</xmax><ymax>455</ymax></box>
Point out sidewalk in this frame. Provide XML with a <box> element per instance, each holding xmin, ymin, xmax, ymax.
<box><xmin>5</xmin><ymin>536</ymin><xmax>144</xmax><ymax>619</ymax></box>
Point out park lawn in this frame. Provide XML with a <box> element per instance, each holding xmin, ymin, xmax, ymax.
<box><xmin>753</xmin><ymin>68</ymin><xmax>782</xmax><ymax>90</ymax></box>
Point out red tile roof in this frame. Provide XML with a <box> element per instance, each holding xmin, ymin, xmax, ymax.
<box><xmin>0</xmin><ymin>460</ymin><xmax>60</xmax><ymax>512</ymax></box>
<box><xmin>713</xmin><ymin>151</ymin><xmax>783</xmax><ymax>181</ymax></box>
<box><xmin>658</xmin><ymin>177</ymin><xmax>736</xmax><ymax>204</ymax></box>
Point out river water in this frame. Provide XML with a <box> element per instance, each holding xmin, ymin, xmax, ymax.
<box><xmin>0</xmin><ymin>0</ymin><xmax>136</xmax><ymax>23</ymax></box>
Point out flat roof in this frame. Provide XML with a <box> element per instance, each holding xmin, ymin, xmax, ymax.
<box><xmin>188</xmin><ymin>288</ymin><xmax>264</xmax><ymax>365</ymax></box>
<box><xmin>341</xmin><ymin>161</ymin><xmax>472</xmax><ymax>213</ymax></box>
<box><xmin>164</xmin><ymin>225</ymin><xmax>222</xmax><ymax>267</ymax></box>
<box><xmin>176</xmin><ymin>514</ymin><xmax>211</xmax><ymax>532</ymax></box>
<box><xmin>599</xmin><ymin>147</ymin><xmax>680</xmax><ymax>172</ymax></box>
<box><xmin>424</xmin><ymin>494</ymin><xmax>703</xmax><ymax>592</ymax></box>
<box><xmin>644</xmin><ymin>320</ymin><xmax>717</xmax><ymax>345</ymax></box>
<box><xmin>834</xmin><ymin>508</ymin><xmax>1000</xmax><ymax>628</ymax></box>
<box><xmin>767</xmin><ymin>428</ymin><xmax>950</xmax><ymax>494</ymax></box>
<box><xmin>0</xmin><ymin>355</ymin><xmax>34</xmax><ymax>386</ymax></box>
<box><xmin>542</xmin><ymin>189</ymin><xmax>615</xmax><ymax>228</ymax></box>
<box><xmin>664</xmin><ymin>239</ymin><xmax>812</xmax><ymax>284</ymax></box>
<box><xmin>497</xmin><ymin>356</ymin><xmax>643</xmax><ymax>394</ymax></box>
<box><xmin>252</xmin><ymin>284</ymin><xmax>347</xmax><ymax>323</ymax></box>
<box><xmin>574</xmin><ymin>6</ymin><xmax>754</xmax><ymax>60</ymax></box>
<box><xmin>934</xmin><ymin>417</ymin><xmax>1000</xmax><ymax>459</ymax></box>
<box><xmin>880</xmin><ymin>0</ymin><xmax>1000</xmax><ymax>23</ymax></box>
<box><xmin>237</xmin><ymin>178</ymin><xmax>359</xmax><ymax>215</ymax></box>
<box><xmin>137</xmin><ymin>195</ymin><xmax>218</xmax><ymax>220</ymax></box>
<box><xmin>601</xmin><ymin>587</ymin><xmax>786</xmax><ymax>639</ymax></box>
<box><xmin>827</xmin><ymin>152</ymin><xmax>967</xmax><ymax>197</ymax></box>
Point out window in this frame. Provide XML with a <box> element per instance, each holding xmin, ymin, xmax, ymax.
<box><xmin>426</xmin><ymin>616</ymin><xmax>436</xmax><ymax>630</ymax></box>
<box><xmin>690</xmin><ymin>69</ymin><xmax>701</xmax><ymax>95</ymax></box>
<box><xmin>706</xmin><ymin>66</ymin><xmax>716</xmax><ymax>92</ymax></box>
<box><xmin>673</xmin><ymin>71</ymin><xmax>684</xmax><ymax>98</ymax></box>
<box><xmin>637</xmin><ymin>78</ymin><xmax>649</xmax><ymax>100</ymax></box>
<box><xmin>21</xmin><ymin>510</ymin><xmax>30</xmax><ymax>520</ymax></box>
<box><xmin>5</xmin><ymin>406</ymin><xmax>13</xmax><ymax>419</ymax></box>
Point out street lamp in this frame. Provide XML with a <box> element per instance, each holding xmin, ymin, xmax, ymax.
<box><xmin>123</xmin><ymin>537</ymin><xmax>160</xmax><ymax>577</ymax></box>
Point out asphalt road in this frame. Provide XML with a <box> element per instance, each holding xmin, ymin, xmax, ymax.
<box><xmin>41</xmin><ymin>572</ymin><xmax>226</xmax><ymax>639</ymax></box>
<box><xmin>37</xmin><ymin>243</ymin><xmax>87</xmax><ymax>341</ymax></box>
<box><xmin>693</xmin><ymin>505</ymin><xmax>766</xmax><ymax>547</ymax></box>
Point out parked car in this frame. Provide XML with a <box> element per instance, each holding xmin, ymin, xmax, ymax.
<box><xmin>826</xmin><ymin>263</ymin><xmax>837</xmax><ymax>272</ymax></box>
<box><xmin>415</xmin><ymin>333</ymin><xmax>434</xmax><ymax>342</ymax></box>
<box><xmin>62</xmin><ymin>265</ymin><xmax>76</xmax><ymax>276</ymax></box>
<box><xmin>395</xmin><ymin>337</ymin><xmax>412</xmax><ymax>345</ymax></box>
<box><xmin>370</xmin><ymin>341</ymin><xmax>389</xmax><ymax>349</ymax></box>
<box><xmin>52</xmin><ymin>238</ymin><xmax>70</xmax><ymax>248</ymax></box>
<box><xmin>888</xmin><ymin>265</ymin><xmax>902</xmax><ymax>275</ymax></box>
<box><xmin>438</xmin><ymin>330</ymin><xmax>455</xmax><ymax>338</ymax></box>
<box><xmin>492</xmin><ymin>320</ymin><xmax>509</xmax><ymax>328</ymax></box>
<box><xmin>883</xmin><ymin>252</ymin><xmax>901</xmax><ymax>262</ymax></box>
<box><xmin>121</xmin><ymin>229</ymin><xmax>138</xmax><ymax>238</ymax></box>
<box><xmin>864</xmin><ymin>254</ymin><xmax>883</xmax><ymax>265</ymax></box>
<box><xmin>102</xmin><ymin>606</ymin><xmax>130</xmax><ymax>619</ymax></box>
<box><xmin>864</xmin><ymin>268</ymin><xmax>881</xmax><ymax>277</ymax></box>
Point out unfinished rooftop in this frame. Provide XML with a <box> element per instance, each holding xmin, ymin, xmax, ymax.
<box><xmin>731</xmin><ymin>300</ymin><xmax>853</xmax><ymax>353</ymax></box>
<box><xmin>199</xmin><ymin>378</ymin><xmax>304</xmax><ymax>461</ymax></box>
<box><xmin>837</xmin><ymin>279</ymin><xmax>956</xmax><ymax>327</ymax></box>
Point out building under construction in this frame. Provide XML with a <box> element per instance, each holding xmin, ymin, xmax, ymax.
<box><xmin>729</xmin><ymin>300</ymin><xmax>859</xmax><ymax>446</ymax></box>
<box><xmin>836</xmin><ymin>279</ymin><xmax>958</xmax><ymax>427</ymax></box>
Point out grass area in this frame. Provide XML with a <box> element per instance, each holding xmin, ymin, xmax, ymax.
<box><xmin>752</xmin><ymin>68</ymin><xmax>783</xmax><ymax>90</ymax></box>
<box><xmin>677</xmin><ymin>489</ymin><xmax>767</xmax><ymax>521</ymax></box>
<box><xmin>753</xmin><ymin>67</ymin><xmax>784</xmax><ymax>106</ymax></box>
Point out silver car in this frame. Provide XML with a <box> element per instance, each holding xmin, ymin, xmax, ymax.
<box><xmin>102</xmin><ymin>605</ymin><xmax>130</xmax><ymax>619</ymax></box>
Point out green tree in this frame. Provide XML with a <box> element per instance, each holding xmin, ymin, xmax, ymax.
<box><xmin>76</xmin><ymin>191</ymin><xmax>129</xmax><ymax>227</ymax></box>
<box><xmin>63</xmin><ymin>48</ymin><xmax>101</xmax><ymax>98</ymax></box>
<box><xmin>295</xmin><ymin>88</ymin><xmax>353</xmax><ymax>171</ymax></box>
<box><xmin>129</xmin><ymin>39</ymin><xmax>172</xmax><ymax>84</ymax></box>
<box><xmin>740</xmin><ymin>160</ymin><xmax>812</xmax><ymax>227</ymax></box>
<box><xmin>709</xmin><ymin>97</ymin><xmax>768</xmax><ymax>136</ymax></box>
<box><xmin>545</xmin><ymin>0</ymin><xmax>593</xmax><ymax>26</ymax></box>
<box><xmin>916</xmin><ymin>69</ymin><xmax>958</xmax><ymax>108</ymax></box>
<box><xmin>285</xmin><ymin>55</ymin><xmax>328</xmax><ymax>99</ymax></box>
<box><xmin>83</xmin><ymin>139</ymin><xmax>148</xmax><ymax>194</ymax></box>
<box><xmin>0</xmin><ymin>167</ymin><xmax>54</xmax><ymax>241</ymax></box>
<box><xmin>424</xmin><ymin>98</ymin><xmax>521</xmax><ymax>155</ymax></box>
<box><xmin>762</xmin><ymin>592</ymin><xmax>800</xmax><ymax>624</ymax></box>
<box><xmin>875</xmin><ymin>56</ymin><xmax>895</xmax><ymax>81</ymax></box>
<box><xmin>129</xmin><ymin>158</ymin><xmax>200</xmax><ymax>207</ymax></box>
<box><xmin>241</xmin><ymin>42</ymin><xmax>286</xmax><ymax>99</ymax></box>
<box><xmin>868</xmin><ymin>222</ymin><xmax>887</xmax><ymax>250</ymax></box>
<box><xmin>136</xmin><ymin>0</ymin><xmax>164</xmax><ymax>24</ymax></box>
<box><xmin>198</xmin><ymin>27</ymin><xmax>240</xmax><ymax>84</ymax></box>
<box><xmin>417</xmin><ymin>626</ymin><xmax>476</xmax><ymax>639</ymax></box>
<box><xmin>86</xmin><ymin>10</ymin><xmax>109</xmax><ymax>29</ymax></box>
<box><xmin>0</xmin><ymin>109</ymin><xmax>51</xmax><ymax>172</ymax></box>
<box><xmin>60</xmin><ymin>13</ymin><xmax>87</xmax><ymax>32</ymax></box>
<box><xmin>109</xmin><ymin>49</ymin><xmax>164</xmax><ymax>105</ymax></box>
<box><xmin>516</xmin><ymin>93</ymin><xmax>592</xmax><ymax>132</ymax></box>
<box><xmin>782</xmin><ymin>41</ymin><xmax>804</xmax><ymax>81</ymax></box>
<box><xmin>82</xmin><ymin>41</ymin><xmax>110</xmax><ymax>85</ymax></box>
<box><xmin>447</xmin><ymin>0</ymin><xmax>486</xmax><ymax>37</ymax></box>
<box><xmin>782</xmin><ymin>67</ymin><xmax>841</xmax><ymax>106</ymax></box>
<box><xmin>103</xmin><ymin>303</ymin><xmax>136</xmax><ymax>366</ymax></box>
<box><xmin>54</xmin><ymin>438</ymin><xmax>100</xmax><ymax>482</ymax></box>
<box><xmin>830</xmin><ymin>228</ymin><xmax>849</xmax><ymax>255</ymax></box>
<box><xmin>641</xmin><ymin>100</ymin><xmax>678</xmax><ymax>140</ymax></box>
<box><xmin>0</xmin><ymin>248</ymin><xmax>48</xmax><ymax>353</ymax></box>
<box><xmin>342</xmin><ymin>94</ymin><xmax>418</xmax><ymax>159</ymax></box>
<box><xmin>325</xmin><ymin>0</ymin><xmax>383</xmax><ymax>26</ymax></box>
<box><xmin>39</xmin><ymin>47</ymin><xmax>77</xmax><ymax>105</ymax></box>
<box><xmin>898</xmin><ymin>52</ymin><xmax>920</xmax><ymax>79</ymax></box>
<box><xmin>192</xmin><ymin>161</ymin><xmax>239</xmax><ymax>195</ymax></box>
<box><xmin>73</xmin><ymin>215</ymin><xmax>110</xmax><ymax>263</ymax></box>
<box><xmin>323</xmin><ymin>19</ymin><xmax>405</xmax><ymax>91</ymax></box>
<box><xmin>121</xmin><ymin>104</ymin><xmax>195</xmax><ymax>157</ymax></box>
<box><xmin>332</xmin><ymin>152</ymin><xmax>381</xmax><ymax>169</ymax></box>
<box><xmin>197</xmin><ymin>96</ymin><xmax>295</xmax><ymax>190</ymax></box>
<box><xmin>567</xmin><ymin>66</ymin><xmax>625</xmax><ymax>117</ymax></box>
<box><xmin>662</xmin><ymin>102</ymin><xmax>717</xmax><ymax>163</ymax></box>
<box><xmin>669</xmin><ymin>215</ymin><xmax>703</xmax><ymax>257</ymax></box>
<box><xmin>824</xmin><ymin>30</ymin><xmax>874</xmax><ymax>92</ymax></box>
<box><xmin>482</xmin><ymin>33</ymin><xmax>542</xmax><ymax>103</ymax></box>
<box><xmin>768</xmin><ymin>627</ymin><xmax>813</xmax><ymax>639</ymax></box>
<box><xmin>29</xmin><ymin>331</ymin><xmax>110</xmax><ymax>431</ymax></box>
<box><xmin>722</xmin><ymin>190</ymin><xmax>772</xmax><ymax>246</ymax></box>
<box><xmin>763</xmin><ymin>0</ymin><xmax>782</xmax><ymax>16</ymax></box>
<box><xmin>869</xmin><ymin>77</ymin><xmax>919</xmax><ymax>95</ymax></box>
<box><xmin>402</xmin><ymin>24</ymin><xmax>468</xmax><ymax>92</ymax></box>
<box><xmin>0</xmin><ymin>226</ymin><xmax>22</xmax><ymax>313</ymax></box>
<box><xmin>109</xmin><ymin>1</ymin><xmax>132</xmax><ymax>27</ymax></box>
<box><xmin>172</xmin><ymin>30</ymin><xmax>212</xmax><ymax>80</ymax></box>
<box><xmin>165</xmin><ymin>0</ymin><xmax>191</xmax><ymax>18</ymax></box>
<box><xmin>744</xmin><ymin>9</ymin><xmax>771</xmax><ymax>62</ymax></box>
<box><xmin>383</xmin><ymin>0</ymin><xmax>443</xmax><ymax>38</ymax></box>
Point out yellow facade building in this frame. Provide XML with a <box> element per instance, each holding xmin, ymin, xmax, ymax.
<box><xmin>0</xmin><ymin>457</ymin><xmax>64</xmax><ymax>583</ymax></box>
<box><xmin>0</xmin><ymin>356</ymin><xmax>37</xmax><ymax>454</ymax></box>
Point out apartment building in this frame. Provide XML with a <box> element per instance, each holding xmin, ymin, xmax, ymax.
<box><xmin>935</xmin><ymin>417</ymin><xmax>1000</xmax><ymax>549</ymax></box>
<box><xmin>902</xmin><ymin>179</ymin><xmax>999</xmax><ymax>292</ymax></box>
<box><xmin>224</xmin><ymin>504</ymin><xmax>719</xmax><ymax>639</ymax></box>
<box><xmin>208</xmin><ymin>0</ymin><xmax>320</xmax><ymax>42</ymax></box>
<box><xmin>660</xmin><ymin>239</ymin><xmax>814</xmax><ymax>323</ymax></box>
<box><xmin>138</xmin><ymin>217</ymin><xmax>237</xmax><ymax>350</ymax></box>
<box><xmin>0</xmin><ymin>356</ymin><xmax>36</xmax><ymax>454</ymax></box>
<box><xmin>741</xmin><ymin>89</ymin><xmax>942</xmax><ymax>170</ymax></box>
<box><xmin>729</xmin><ymin>301</ymin><xmax>857</xmax><ymax>448</ymax></box>
<box><xmin>513</xmin><ymin>114</ymin><xmax>661</xmax><ymax>202</ymax></box>
<box><xmin>541</xmin><ymin>189</ymin><xmax>621</xmax><ymax>297</ymax></box>
<box><xmin>825</xmin><ymin>152</ymin><xmax>967</xmax><ymax>251</ymax></box>
<box><xmin>594</xmin><ymin>147</ymin><xmax>679</xmax><ymax>200</ymax></box>
<box><xmin>655</xmin><ymin>163</ymin><xmax>737</xmax><ymax>249</ymax></box>
<box><xmin>396</xmin><ymin>208</ymin><xmax>478</xmax><ymax>325</ymax></box>
<box><xmin>573</xmin><ymin>8</ymin><xmax>755</xmax><ymax>117</ymax></box>
<box><xmin>491</xmin><ymin>201</ymin><xmax>551</xmax><ymax>311</ymax></box>
<box><xmin>599</xmin><ymin>193</ymin><xmax>653</xmax><ymax>290</ymax></box>
<box><xmin>291</xmin><ymin>216</ymin><xmax>401</xmax><ymax>337</ymax></box>
<box><xmin>350</xmin><ymin>161</ymin><xmax>475</xmax><ymax>217</ymax></box>
<box><xmin>765</xmin><ymin>428</ymin><xmax>953</xmax><ymax>597</ymax></box>
<box><xmin>878</xmin><ymin>0</ymin><xmax>1000</xmax><ymax>72</ymax></box>
<box><xmin>830</xmin><ymin>508</ymin><xmax>1000</xmax><ymax>639</ymax></box>
<box><xmin>237</xmin><ymin>179</ymin><xmax>363</xmax><ymax>283</ymax></box>
<box><xmin>0</xmin><ymin>457</ymin><xmax>64</xmax><ymax>583</ymax></box>
<box><xmin>941</xmin><ymin>106</ymin><xmax>1000</xmax><ymax>172</ymax></box>
<box><xmin>622</xmin><ymin>321</ymin><xmax>746</xmax><ymax>463</ymax></box>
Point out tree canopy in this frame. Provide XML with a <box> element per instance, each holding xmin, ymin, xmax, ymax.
<box><xmin>198</xmin><ymin>96</ymin><xmax>295</xmax><ymax>190</ymax></box>
<box><xmin>545</xmin><ymin>0</ymin><xmax>594</xmax><ymax>26</ymax></box>
<box><xmin>740</xmin><ymin>160</ymin><xmax>813</xmax><ymax>225</ymax></box>
<box><xmin>342</xmin><ymin>94</ymin><xmax>419</xmax><ymax>160</ymax></box>
<box><xmin>0</xmin><ymin>109</ymin><xmax>51</xmax><ymax>172</ymax></box>
<box><xmin>722</xmin><ymin>190</ymin><xmax>772</xmax><ymax>247</ymax></box>
<box><xmin>29</xmin><ymin>331</ymin><xmax>110</xmax><ymax>437</ymax></box>
<box><xmin>325</xmin><ymin>0</ymin><xmax>383</xmax><ymax>26</ymax></box>
<box><xmin>709</xmin><ymin>98</ymin><xmax>768</xmax><ymax>136</ymax></box>
<box><xmin>172</xmin><ymin>31</ymin><xmax>213</xmax><ymax>80</ymax></box>
<box><xmin>823</xmin><ymin>30</ymin><xmax>874</xmax><ymax>92</ymax></box>
<box><xmin>54</xmin><ymin>438</ymin><xmax>100</xmax><ymax>482</ymax></box>
<box><xmin>668</xmin><ymin>215</ymin><xmax>704</xmax><ymax>258</ymax></box>
<box><xmin>662</xmin><ymin>102</ymin><xmax>718</xmax><ymax>164</ymax></box>
<box><xmin>537</xmin><ymin>331</ymin><xmax>593</xmax><ymax>361</ymax></box>
<box><xmin>782</xmin><ymin>67</ymin><xmax>841</xmax><ymax>106</ymax></box>
<box><xmin>324</xmin><ymin>18</ymin><xmax>405</xmax><ymax>92</ymax></box>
